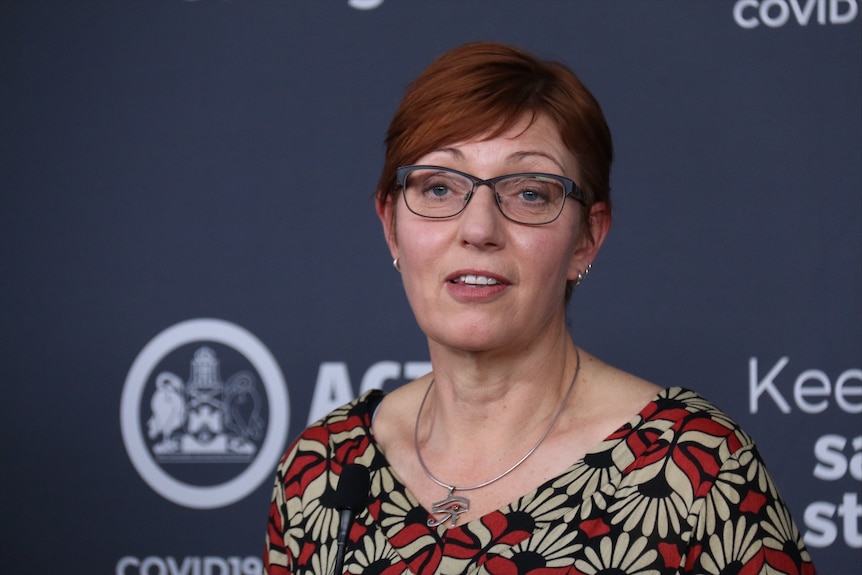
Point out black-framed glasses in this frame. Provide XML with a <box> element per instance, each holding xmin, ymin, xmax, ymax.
<box><xmin>396</xmin><ymin>165</ymin><xmax>585</xmax><ymax>225</ymax></box>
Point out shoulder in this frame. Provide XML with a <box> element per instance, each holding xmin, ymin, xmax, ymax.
<box><xmin>653</xmin><ymin>387</ymin><xmax>749</xmax><ymax>435</ymax></box>
<box><xmin>276</xmin><ymin>389</ymin><xmax>385</xmax><ymax>477</ymax></box>
<box><xmin>309</xmin><ymin>388</ymin><xmax>385</xmax><ymax>429</ymax></box>
<box><xmin>622</xmin><ymin>386</ymin><xmax>756</xmax><ymax>462</ymax></box>
<box><xmin>572</xmin><ymin>352</ymin><xmax>755</xmax><ymax>459</ymax></box>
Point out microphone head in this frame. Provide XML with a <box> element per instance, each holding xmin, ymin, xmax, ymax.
<box><xmin>334</xmin><ymin>463</ymin><xmax>370</xmax><ymax>512</ymax></box>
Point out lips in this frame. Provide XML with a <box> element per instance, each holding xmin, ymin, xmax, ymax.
<box><xmin>445</xmin><ymin>270</ymin><xmax>509</xmax><ymax>302</ymax></box>
<box><xmin>451</xmin><ymin>274</ymin><xmax>500</xmax><ymax>286</ymax></box>
<box><xmin>446</xmin><ymin>270</ymin><xmax>508</xmax><ymax>287</ymax></box>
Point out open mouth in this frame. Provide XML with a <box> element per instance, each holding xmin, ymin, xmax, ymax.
<box><xmin>450</xmin><ymin>275</ymin><xmax>500</xmax><ymax>286</ymax></box>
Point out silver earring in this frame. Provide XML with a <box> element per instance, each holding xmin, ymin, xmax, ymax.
<box><xmin>574</xmin><ymin>263</ymin><xmax>591</xmax><ymax>287</ymax></box>
<box><xmin>393</xmin><ymin>257</ymin><xmax>401</xmax><ymax>272</ymax></box>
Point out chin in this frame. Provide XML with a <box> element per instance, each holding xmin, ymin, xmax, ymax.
<box><xmin>428</xmin><ymin>327</ymin><xmax>514</xmax><ymax>354</ymax></box>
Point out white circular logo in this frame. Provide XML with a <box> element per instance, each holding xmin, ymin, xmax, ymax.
<box><xmin>348</xmin><ymin>0</ymin><xmax>385</xmax><ymax>9</ymax></box>
<box><xmin>120</xmin><ymin>319</ymin><xmax>289</xmax><ymax>509</ymax></box>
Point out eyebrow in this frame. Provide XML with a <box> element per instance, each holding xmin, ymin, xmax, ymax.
<box><xmin>435</xmin><ymin>147</ymin><xmax>567</xmax><ymax>174</ymax></box>
<box><xmin>508</xmin><ymin>151</ymin><xmax>567</xmax><ymax>174</ymax></box>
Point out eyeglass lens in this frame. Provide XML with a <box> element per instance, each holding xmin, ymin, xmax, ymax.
<box><xmin>401</xmin><ymin>167</ymin><xmax>567</xmax><ymax>225</ymax></box>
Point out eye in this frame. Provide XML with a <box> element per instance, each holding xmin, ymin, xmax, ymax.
<box><xmin>519</xmin><ymin>188</ymin><xmax>546</xmax><ymax>203</ymax></box>
<box><xmin>506</xmin><ymin>177</ymin><xmax>557</xmax><ymax>204</ymax></box>
<box><xmin>415</xmin><ymin>172</ymin><xmax>468</xmax><ymax>200</ymax></box>
<box><xmin>426</xmin><ymin>183</ymin><xmax>453</xmax><ymax>198</ymax></box>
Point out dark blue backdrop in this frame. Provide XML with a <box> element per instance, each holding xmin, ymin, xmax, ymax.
<box><xmin>2</xmin><ymin>1</ymin><xmax>860</xmax><ymax>573</ymax></box>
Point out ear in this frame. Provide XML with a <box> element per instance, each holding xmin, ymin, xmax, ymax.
<box><xmin>376</xmin><ymin>192</ymin><xmax>399</xmax><ymax>259</ymax></box>
<box><xmin>567</xmin><ymin>202</ymin><xmax>611</xmax><ymax>281</ymax></box>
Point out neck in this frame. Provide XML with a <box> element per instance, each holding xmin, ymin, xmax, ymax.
<box><xmin>418</xmin><ymin>333</ymin><xmax>580</xmax><ymax>458</ymax></box>
<box><xmin>426</xmin><ymin>322</ymin><xmax>575</xmax><ymax>406</ymax></box>
<box><xmin>414</xmin><ymin>342</ymin><xmax>581</xmax><ymax>521</ymax></box>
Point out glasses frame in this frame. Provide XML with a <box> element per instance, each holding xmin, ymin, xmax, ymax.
<box><xmin>395</xmin><ymin>165</ymin><xmax>586</xmax><ymax>226</ymax></box>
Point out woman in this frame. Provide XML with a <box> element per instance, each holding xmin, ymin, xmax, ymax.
<box><xmin>264</xmin><ymin>42</ymin><xmax>816</xmax><ymax>575</ymax></box>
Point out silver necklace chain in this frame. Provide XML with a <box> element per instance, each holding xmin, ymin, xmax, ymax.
<box><xmin>414</xmin><ymin>347</ymin><xmax>581</xmax><ymax>527</ymax></box>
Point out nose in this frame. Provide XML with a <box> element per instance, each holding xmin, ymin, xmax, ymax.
<box><xmin>457</xmin><ymin>183</ymin><xmax>506</xmax><ymax>248</ymax></box>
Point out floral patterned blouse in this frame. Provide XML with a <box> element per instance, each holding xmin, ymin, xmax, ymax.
<box><xmin>264</xmin><ymin>387</ymin><xmax>816</xmax><ymax>574</ymax></box>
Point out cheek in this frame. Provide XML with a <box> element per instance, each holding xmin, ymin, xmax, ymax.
<box><xmin>520</xmin><ymin>230</ymin><xmax>577</xmax><ymax>267</ymax></box>
<box><xmin>397</xmin><ymin>213</ymin><xmax>449</xmax><ymax>264</ymax></box>
<box><xmin>396</xmin><ymin>226</ymin><xmax>445</xmax><ymax>301</ymax></box>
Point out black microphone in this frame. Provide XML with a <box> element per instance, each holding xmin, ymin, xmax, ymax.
<box><xmin>332</xmin><ymin>463</ymin><xmax>370</xmax><ymax>575</ymax></box>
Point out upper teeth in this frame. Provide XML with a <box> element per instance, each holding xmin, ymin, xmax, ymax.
<box><xmin>457</xmin><ymin>275</ymin><xmax>498</xmax><ymax>285</ymax></box>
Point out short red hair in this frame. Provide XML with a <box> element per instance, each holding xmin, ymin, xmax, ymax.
<box><xmin>376</xmin><ymin>41</ymin><xmax>614</xmax><ymax>241</ymax></box>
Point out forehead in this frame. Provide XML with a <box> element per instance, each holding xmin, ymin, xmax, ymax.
<box><xmin>420</xmin><ymin>114</ymin><xmax>577</xmax><ymax>176</ymax></box>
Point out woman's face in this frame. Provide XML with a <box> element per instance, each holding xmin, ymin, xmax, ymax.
<box><xmin>379</xmin><ymin>114</ymin><xmax>607</xmax><ymax>355</ymax></box>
